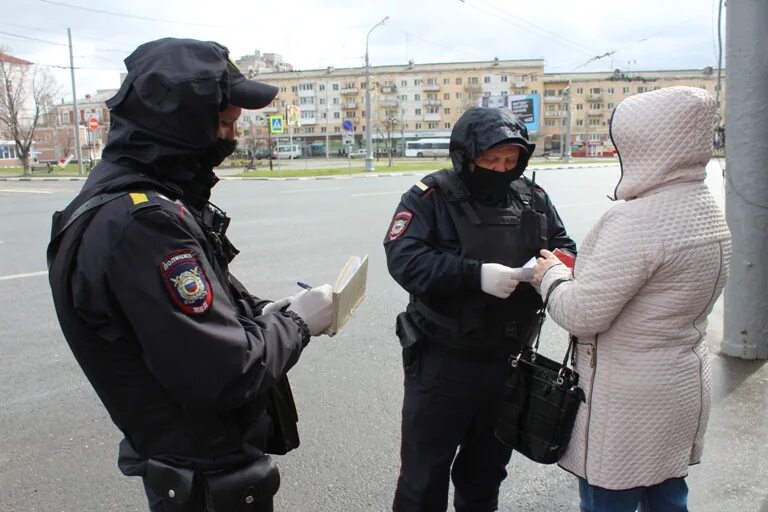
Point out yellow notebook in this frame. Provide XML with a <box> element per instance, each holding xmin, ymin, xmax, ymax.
<box><xmin>327</xmin><ymin>255</ymin><xmax>369</xmax><ymax>336</ymax></box>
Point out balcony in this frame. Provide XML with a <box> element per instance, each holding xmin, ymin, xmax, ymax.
<box><xmin>587</xmin><ymin>94</ymin><xmax>603</xmax><ymax>101</ymax></box>
<box><xmin>380</xmin><ymin>85</ymin><xmax>397</xmax><ymax>94</ymax></box>
<box><xmin>379</xmin><ymin>98</ymin><xmax>399</xmax><ymax>107</ymax></box>
<box><xmin>344</xmin><ymin>101</ymin><xmax>357</xmax><ymax>109</ymax></box>
<box><xmin>464</xmin><ymin>84</ymin><xmax>482</xmax><ymax>93</ymax></box>
<box><xmin>423</xmin><ymin>84</ymin><xmax>441</xmax><ymax>92</ymax></box>
<box><xmin>543</xmin><ymin>95</ymin><xmax>562</xmax><ymax>103</ymax></box>
<box><xmin>544</xmin><ymin>110</ymin><xmax>562</xmax><ymax>118</ymax></box>
<box><xmin>423</xmin><ymin>100</ymin><xmax>442</xmax><ymax>107</ymax></box>
<box><xmin>300</xmin><ymin>118</ymin><xmax>316</xmax><ymax>125</ymax></box>
<box><xmin>513</xmin><ymin>82</ymin><xmax>526</xmax><ymax>89</ymax></box>
<box><xmin>299</xmin><ymin>103</ymin><xmax>316</xmax><ymax>111</ymax></box>
<box><xmin>297</xmin><ymin>89</ymin><xmax>316</xmax><ymax>98</ymax></box>
<box><xmin>586</xmin><ymin>110</ymin><xmax>604</xmax><ymax>117</ymax></box>
<box><xmin>424</xmin><ymin>113</ymin><xmax>441</xmax><ymax>122</ymax></box>
<box><xmin>340</xmin><ymin>87</ymin><xmax>358</xmax><ymax>95</ymax></box>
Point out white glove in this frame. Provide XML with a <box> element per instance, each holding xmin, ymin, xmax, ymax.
<box><xmin>288</xmin><ymin>284</ymin><xmax>334</xmax><ymax>336</ymax></box>
<box><xmin>480</xmin><ymin>263</ymin><xmax>520</xmax><ymax>299</ymax></box>
<box><xmin>261</xmin><ymin>296</ymin><xmax>292</xmax><ymax>315</ymax></box>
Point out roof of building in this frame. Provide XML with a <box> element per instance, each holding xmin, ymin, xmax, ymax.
<box><xmin>0</xmin><ymin>51</ymin><xmax>33</xmax><ymax>66</ymax></box>
<box><xmin>543</xmin><ymin>68</ymin><xmax>721</xmax><ymax>83</ymax></box>
<box><xmin>256</xmin><ymin>58</ymin><xmax>546</xmax><ymax>81</ymax></box>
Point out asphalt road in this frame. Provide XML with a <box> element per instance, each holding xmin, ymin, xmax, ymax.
<box><xmin>1</xmin><ymin>163</ymin><xmax>766</xmax><ymax>512</ymax></box>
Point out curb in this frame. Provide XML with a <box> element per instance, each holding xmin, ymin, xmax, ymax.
<box><xmin>0</xmin><ymin>163</ymin><xmax>618</xmax><ymax>182</ymax></box>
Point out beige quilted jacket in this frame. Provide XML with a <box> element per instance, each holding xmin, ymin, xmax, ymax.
<box><xmin>540</xmin><ymin>86</ymin><xmax>731</xmax><ymax>490</ymax></box>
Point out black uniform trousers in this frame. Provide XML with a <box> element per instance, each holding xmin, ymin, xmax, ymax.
<box><xmin>393</xmin><ymin>342</ymin><xmax>513</xmax><ymax>512</ymax></box>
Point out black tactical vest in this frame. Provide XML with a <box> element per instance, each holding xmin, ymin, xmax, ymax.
<box><xmin>409</xmin><ymin>169</ymin><xmax>546</xmax><ymax>355</ymax></box>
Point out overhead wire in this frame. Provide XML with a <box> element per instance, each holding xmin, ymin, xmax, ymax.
<box><xmin>39</xmin><ymin>0</ymin><xmax>229</xmax><ymax>28</ymax></box>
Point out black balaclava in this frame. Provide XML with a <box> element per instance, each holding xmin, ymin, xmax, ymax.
<box><xmin>449</xmin><ymin>107</ymin><xmax>535</xmax><ymax>204</ymax></box>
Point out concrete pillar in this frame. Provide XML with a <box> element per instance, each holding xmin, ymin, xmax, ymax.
<box><xmin>721</xmin><ymin>0</ymin><xmax>768</xmax><ymax>359</ymax></box>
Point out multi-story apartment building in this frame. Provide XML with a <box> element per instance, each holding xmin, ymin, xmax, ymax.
<box><xmin>241</xmin><ymin>58</ymin><xmax>546</xmax><ymax>154</ymax></box>
<box><xmin>40</xmin><ymin>58</ymin><xmax>726</xmax><ymax>162</ymax></box>
<box><xmin>541</xmin><ymin>67</ymin><xmax>725</xmax><ymax>156</ymax></box>
<box><xmin>235</xmin><ymin>50</ymin><xmax>293</xmax><ymax>75</ymax></box>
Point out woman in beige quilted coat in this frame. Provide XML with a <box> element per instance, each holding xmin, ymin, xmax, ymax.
<box><xmin>533</xmin><ymin>86</ymin><xmax>731</xmax><ymax>512</ymax></box>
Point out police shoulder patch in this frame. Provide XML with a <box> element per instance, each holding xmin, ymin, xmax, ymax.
<box><xmin>160</xmin><ymin>250</ymin><xmax>213</xmax><ymax>315</ymax></box>
<box><xmin>388</xmin><ymin>211</ymin><xmax>413</xmax><ymax>240</ymax></box>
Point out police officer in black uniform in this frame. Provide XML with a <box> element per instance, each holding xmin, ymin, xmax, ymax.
<box><xmin>384</xmin><ymin>107</ymin><xmax>576</xmax><ymax>512</ymax></box>
<box><xmin>47</xmin><ymin>38</ymin><xmax>335</xmax><ymax>511</ymax></box>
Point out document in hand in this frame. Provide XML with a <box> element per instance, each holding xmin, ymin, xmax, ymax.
<box><xmin>327</xmin><ymin>255</ymin><xmax>369</xmax><ymax>336</ymax></box>
<box><xmin>509</xmin><ymin>257</ymin><xmax>537</xmax><ymax>282</ymax></box>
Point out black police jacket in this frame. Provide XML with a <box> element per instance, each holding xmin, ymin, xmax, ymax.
<box><xmin>47</xmin><ymin>162</ymin><xmax>309</xmax><ymax>473</ymax></box>
<box><xmin>384</xmin><ymin>168</ymin><xmax>576</xmax><ymax>354</ymax></box>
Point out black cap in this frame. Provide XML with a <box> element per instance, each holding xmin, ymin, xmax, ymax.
<box><xmin>226</xmin><ymin>60</ymin><xmax>279</xmax><ymax>109</ymax></box>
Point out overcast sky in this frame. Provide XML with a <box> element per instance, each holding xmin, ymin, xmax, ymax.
<box><xmin>2</xmin><ymin>0</ymin><xmax>725</xmax><ymax>101</ymax></box>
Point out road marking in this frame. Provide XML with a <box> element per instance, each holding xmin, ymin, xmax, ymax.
<box><xmin>0</xmin><ymin>188</ymin><xmax>54</xmax><ymax>194</ymax></box>
<box><xmin>280</xmin><ymin>187</ymin><xmax>345</xmax><ymax>194</ymax></box>
<box><xmin>350</xmin><ymin>191</ymin><xmax>402</xmax><ymax>197</ymax></box>
<box><xmin>0</xmin><ymin>270</ymin><xmax>48</xmax><ymax>281</ymax></box>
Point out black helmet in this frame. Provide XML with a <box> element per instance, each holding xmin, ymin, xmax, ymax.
<box><xmin>449</xmin><ymin>107</ymin><xmax>535</xmax><ymax>178</ymax></box>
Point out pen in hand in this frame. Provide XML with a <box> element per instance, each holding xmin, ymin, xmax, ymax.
<box><xmin>296</xmin><ymin>281</ymin><xmax>313</xmax><ymax>290</ymax></box>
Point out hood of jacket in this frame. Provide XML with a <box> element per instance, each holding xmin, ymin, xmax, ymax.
<box><xmin>99</xmin><ymin>38</ymin><xmax>237</xmax><ymax>203</ymax></box>
<box><xmin>449</xmin><ymin>107</ymin><xmax>536</xmax><ymax>176</ymax></box>
<box><xmin>610</xmin><ymin>86</ymin><xmax>715</xmax><ymax>200</ymax></box>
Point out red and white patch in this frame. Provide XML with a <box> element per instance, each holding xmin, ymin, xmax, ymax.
<box><xmin>388</xmin><ymin>211</ymin><xmax>413</xmax><ymax>240</ymax></box>
<box><xmin>160</xmin><ymin>250</ymin><xmax>213</xmax><ymax>315</ymax></box>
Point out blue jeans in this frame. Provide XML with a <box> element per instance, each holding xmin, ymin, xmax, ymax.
<box><xmin>579</xmin><ymin>477</ymin><xmax>689</xmax><ymax>512</ymax></box>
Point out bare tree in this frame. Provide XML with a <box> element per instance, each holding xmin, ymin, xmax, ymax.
<box><xmin>0</xmin><ymin>50</ymin><xmax>58</xmax><ymax>174</ymax></box>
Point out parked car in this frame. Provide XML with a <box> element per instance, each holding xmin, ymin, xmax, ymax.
<box><xmin>253</xmin><ymin>149</ymin><xmax>272</xmax><ymax>159</ymax></box>
<box><xmin>348</xmin><ymin>149</ymin><xmax>368</xmax><ymax>159</ymax></box>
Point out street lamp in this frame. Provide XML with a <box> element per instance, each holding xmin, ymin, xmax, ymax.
<box><xmin>562</xmin><ymin>80</ymin><xmax>572</xmax><ymax>162</ymax></box>
<box><xmin>364</xmin><ymin>16</ymin><xmax>389</xmax><ymax>172</ymax></box>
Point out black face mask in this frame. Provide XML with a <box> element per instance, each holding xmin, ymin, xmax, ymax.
<box><xmin>200</xmin><ymin>138</ymin><xmax>237</xmax><ymax>170</ymax></box>
<box><xmin>463</xmin><ymin>165</ymin><xmax>518</xmax><ymax>204</ymax></box>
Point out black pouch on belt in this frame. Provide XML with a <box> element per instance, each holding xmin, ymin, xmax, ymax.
<box><xmin>396</xmin><ymin>311</ymin><xmax>424</xmax><ymax>372</ymax></box>
<box><xmin>202</xmin><ymin>456</ymin><xmax>281</xmax><ymax>512</ymax></box>
<box><xmin>145</xmin><ymin>458</ymin><xmax>195</xmax><ymax>505</ymax></box>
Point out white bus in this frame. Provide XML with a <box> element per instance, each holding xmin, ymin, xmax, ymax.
<box><xmin>405</xmin><ymin>138</ymin><xmax>450</xmax><ymax>158</ymax></box>
<box><xmin>272</xmin><ymin>144</ymin><xmax>301</xmax><ymax>159</ymax></box>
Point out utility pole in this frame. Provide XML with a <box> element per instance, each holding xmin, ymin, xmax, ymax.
<box><xmin>67</xmin><ymin>28</ymin><xmax>84</xmax><ymax>175</ymax></box>
<box><xmin>721</xmin><ymin>0</ymin><xmax>768</xmax><ymax>359</ymax></box>
<box><xmin>563</xmin><ymin>80</ymin><xmax>572</xmax><ymax>161</ymax></box>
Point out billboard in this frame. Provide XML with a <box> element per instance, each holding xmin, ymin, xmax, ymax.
<box><xmin>478</xmin><ymin>94</ymin><xmax>540</xmax><ymax>134</ymax></box>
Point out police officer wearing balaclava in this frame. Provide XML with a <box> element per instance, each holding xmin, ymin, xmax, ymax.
<box><xmin>384</xmin><ymin>107</ymin><xmax>576</xmax><ymax>512</ymax></box>
<box><xmin>47</xmin><ymin>38</ymin><xmax>334</xmax><ymax>511</ymax></box>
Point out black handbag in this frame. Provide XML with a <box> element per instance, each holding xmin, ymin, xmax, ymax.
<box><xmin>495</xmin><ymin>302</ymin><xmax>586</xmax><ymax>464</ymax></box>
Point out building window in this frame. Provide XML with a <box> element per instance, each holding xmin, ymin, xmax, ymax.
<box><xmin>589</xmin><ymin>119</ymin><xmax>600</xmax><ymax>126</ymax></box>
<box><xmin>443</xmin><ymin>92</ymin><xmax>450</xmax><ymax>100</ymax></box>
<box><xmin>589</xmin><ymin>87</ymin><xmax>601</xmax><ymax>94</ymax></box>
<box><xmin>444</xmin><ymin>108</ymin><xmax>450</xmax><ymax>114</ymax></box>
<box><xmin>444</xmin><ymin>122</ymin><xmax>451</xmax><ymax>129</ymax></box>
<box><xmin>280</xmin><ymin>86</ymin><xmax>287</xmax><ymax>92</ymax></box>
<box><xmin>443</xmin><ymin>78</ymin><xmax>450</xmax><ymax>85</ymax></box>
<box><xmin>334</xmin><ymin>126</ymin><xmax>340</xmax><ymax>132</ymax></box>
<box><xmin>320</xmin><ymin>127</ymin><xmax>326</xmax><ymax>133</ymax></box>
<box><xmin>401</xmin><ymin>80</ymin><xmax>407</xmax><ymax>87</ymax></box>
<box><xmin>576</xmin><ymin>103</ymin><xmax>583</xmax><ymax>110</ymax></box>
<box><xmin>562</xmin><ymin>119</ymin><xmax>567</xmax><ymax>126</ymax></box>
<box><xmin>319</xmin><ymin>84</ymin><xmax>325</xmax><ymax>91</ymax></box>
<box><xmin>305</xmin><ymin>127</ymin><xmax>315</xmax><ymax>134</ymax></box>
<box><xmin>333</xmin><ymin>112</ymin><xmax>340</xmax><ymax>119</ymax></box>
<box><xmin>456</xmin><ymin>92</ymin><xmax>462</xmax><ymax>99</ymax></box>
<box><xmin>332</xmin><ymin>83</ymin><xmax>339</xmax><ymax>91</ymax></box>
<box><xmin>501</xmin><ymin>75</ymin><xmax>508</xmax><ymax>82</ymax></box>
<box><xmin>455</xmin><ymin>77</ymin><xmax>463</xmax><ymax>85</ymax></box>
<box><xmin>589</xmin><ymin>133</ymin><xmax>600</xmax><ymax>140</ymax></box>
<box><xmin>415</xmin><ymin>108</ymin><xmax>421</xmax><ymax>115</ymax></box>
<box><xmin>484</xmin><ymin>76</ymin><xmax>491</xmax><ymax>83</ymax></box>
<box><xmin>576</xmin><ymin>87</ymin><xmax>583</xmax><ymax>95</ymax></box>
<box><xmin>544</xmin><ymin>89</ymin><xmax>557</xmax><ymax>96</ymax></box>
<box><xmin>427</xmin><ymin>78</ymin><xmax>436</xmax><ymax>85</ymax></box>
<box><xmin>576</xmin><ymin>120</ymin><xmax>584</xmax><ymax>126</ymax></box>
<box><xmin>607</xmin><ymin>87</ymin><xmax>614</xmax><ymax>94</ymax></box>
<box><xmin>637</xmin><ymin>86</ymin><xmax>648</xmax><ymax>93</ymax></box>
<box><xmin>622</xmin><ymin>87</ymin><xmax>629</xmax><ymax>94</ymax></box>
<box><xmin>332</xmin><ymin>97</ymin><xmax>339</xmax><ymax>104</ymax></box>
<box><xmin>607</xmin><ymin>103</ymin><xmax>614</xmax><ymax>109</ymax></box>
<box><xmin>414</xmin><ymin>79</ymin><xmax>422</xmax><ymax>86</ymax></box>
<box><xmin>545</xmin><ymin>119</ymin><xmax>556</xmax><ymax>127</ymax></box>
<box><xmin>415</xmin><ymin>123</ymin><xmax>422</xmax><ymax>130</ymax></box>
<box><xmin>469</xmin><ymin>77</ymin><xmax>478</xmax><ymax>84</ymax></box>
<box><xmin>428</xmin><ymin>122</ymin><xmax>438</xmax><ymax>129</ymax></box>
<box><xmin>414</xmin><ymin>94</ymin><xmax>421</xmax><ymax>101</ymax></box>
<box><xmin>291</xmin><ymin>86</ymin><xmax>297</xmax><ymax>92</ymax></box>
